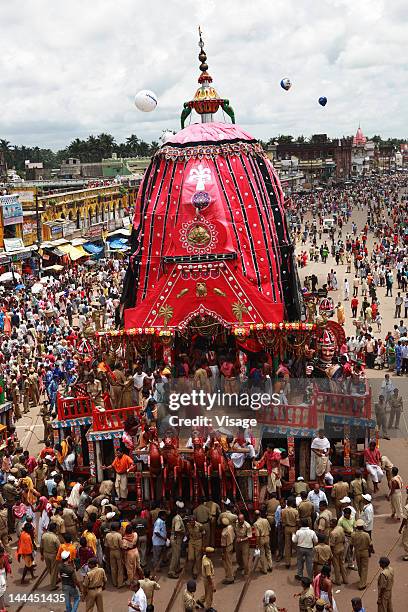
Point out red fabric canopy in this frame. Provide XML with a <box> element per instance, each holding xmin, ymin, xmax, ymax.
<box><xmin>124</xmin><ymin>261</ymin><xmax>283</xmax><ymax>330</ymax></box>
<box><xmin>123</xmin><ymin>122</ymin><xmax>300</xmax><ymax>329</ymax></box>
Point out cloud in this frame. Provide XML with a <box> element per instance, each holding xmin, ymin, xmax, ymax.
<box><xmin>0</xmin><ymin>0</ymin><xmax>406</xmax><ymax>149</ymax></box>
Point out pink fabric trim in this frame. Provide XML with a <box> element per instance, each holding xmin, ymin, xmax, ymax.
<box><xmin>167</xmin><ymin>122</ymin><xmax>254</xmax><ymax>145</ymax></box>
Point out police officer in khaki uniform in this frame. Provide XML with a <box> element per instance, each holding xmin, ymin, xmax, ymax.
<box><xmin>292</xmin><ymin>476</ymin><xmax>310</xmax><ymax>497</ymax></box>
<box><xmin>266</xmin><ymin>493</ymin><xmax>280</xmax><ymax>554</ymax></box>
<box><xmin>218</xmin><ymin>500</ymin><xmax>238</xmax><ymax>527</ymax></box>
<box><xmin>83</xmin><ymin>502</ymin><xmax>100</xmax><ymax>525</ymax></box>
<box><xmin>398</xmin><ymin>487</ymin><xmax>408</xmax><ymax>560</ymax></box>
<box><xmin>0</xmin><ymin>504</ymin><xmax>10</xmax><ymax>555</ymax></box>
<box><xmin>168</xmin><ymin>508</ymin><xmax>186</xmax><ymax>578</ymax></box>
<box><xmin>220</xmin><ymin>516</ymin><xmax>235</xmax><ymax>584</ymax></box>
<box><xmin>296</xmin><ymin>576</ymin><xmax>316</xmax><ymax>611</ymax></box>
<box><xmin>61</xmin><ymin>501</ymin><xmax>78</xmax><ymax>540</ymax></box>
<box><xmin>350</xmin><ymin>471</ymin><xmax>368</xmax><ymax>514</ymax></box>
<box><xmin>298</xmin><ymin>491</ymin><xmax>314</xmax><ymax>528</ymax></box>
<box><xmin>204</xmin><ymin>499</ymin><xmax>221</xmax><ymax>547</ymax></box>
<box><xmin>254</xmin><ymin>509</ymin><xmax>272</xmax><ymax>574</ymax></box>
<box><xmin>351</xmin><ymin>519</ymin><xmax>371</xmax><ymax>589</ymax></box>
<box><xmin>40</xmin><ymin>522</ymin><xmax>60</xmax><ymax>590</ymax></box>
<box><xmin>197</xmin><ymin>547</ymin><xmax>215</xmax><ymax>610</ymax></box>
<box><xmin>234</xmin><ymin>513</ymin><xmax>252</xmax><ymax>576</ymax></box>
<box><xmin>187</xmin><ymin>517</ymin><xmax>204</xmax><ymax>579</ymax></box>
<box><xmin>183</xmin><ymin>579</ymin><xmax>197</xmax><ymax>612</ymax></box>
<box><xmin>377</xmin><ymin>556</ymin><xmax>394</xmax><ymax>612</ymax></box>
<box><xmin>332</xmin><ymin>476</ymin><xmax>350</xmax><ymax>519</ymax></box>
<box><xmin>193</xmin><ymin>498</ymin><xmax>211</xmax><ymax>548</ymax></box>
<box><xmin>281</xmin><ymin>497</ymin><xmax>299</xmax><ymax>568</ymax></box>
<box><xmin>50</xmin><ymin>507</ymin><xmax>66</xmax><ymax>543</ymax></box>
<box><xmin>138</xmin><ymin>569</ymin><xmax>160</xmax><ymax>606</ymax></box>
<box><xmin>82</xmin><ymin>557</ymin><xmax>107</xmax><ymax>611</ymax></box>
<box><xmin>329</xmin><ymin>518</ymin><xmax>348</xmax><ymax>585</ymax></box>
<box><xmin>316</xmin><ymin>500</ymin><xmax>332</xmax><ymax>538</ymax></box>
<box><xmin>3</xmin><ymin>476</ymin><xmax>19</xmax><ymax>532</ymax></box>
<box><xmin>105</xmin><ymin>522</ymin><xmax>124</xmax><ymax>587</ymax></box>
<box><xmin>313</xmin><ymin>533</ymin><xmax>332</xmax><ymax>576</ymax></box>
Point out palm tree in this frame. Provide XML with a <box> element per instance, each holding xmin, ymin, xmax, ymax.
<box><xmin>0</xmin><ymin>139</ymin><xmax>13</xmax><ymax>167</ymax></box>
<box><xmin>68</xmin><ymin>138</ymin><xmax>87</xmax><ymax>160</ymax></box>
<box><xmin>126</xmin><ymin>134</ymin><xmax>140</xmax><ymax>156</ymax></box>
<box><xmin>277</xmin><ymin>135</ymin><xmax>294</xmax><ymax>143</ymax></box>
<box><xmin>149</xmin><ymin>141</ymin><xmax>159</xmax><ymax>155</ymax></box>
<box><xmin>96</xmin><ymin>133</ymin><xmax>116</xmax><ymax>159</ymax></box>
<box><xmin>87</xmin><ymin>135</ymin><xmax>100</xmax><ymax>162</ymax></box>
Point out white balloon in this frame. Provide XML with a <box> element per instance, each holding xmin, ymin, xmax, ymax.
<box><xmin>134</xmin><ymin>90</ymin><xmax>158</xmax><ymax>112</ymax></box>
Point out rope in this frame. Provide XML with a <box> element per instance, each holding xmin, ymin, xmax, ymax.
<box><xmin>164</xmin><ymin>568</ymin><xmax>186</xmax><ymax>612</ymax></box>
<box><xmin>360</xmin><ymin>533</ymin><xmax>402</xmax><ymax>599</ymax></box>
<box><xmin>233</xmin><ymin>554</ymin><xmax>260</xmax><ymax>612</ymax></box>
<box><xmin>16</xmin><ymin>568</ymin><xmax>48</xmax><ymax>612</ymax></box>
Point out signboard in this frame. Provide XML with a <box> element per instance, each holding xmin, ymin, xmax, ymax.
<box><xmin>23</xmin><ymin>220</ymin><xmax>37</xmax><ymax>236</ymax></box>
<box><xmin>11</xmin><ymin>251</ymin><xmax>31</xmax><ymax>262</ymax></box>
<box><xmin>3</xmin><ymin>237</ymin><xmax>25</xmax><ymax>253</ymax></box>
<box><xmin>0</xmin><ymin>195</ymin><xmax>23</xmax><ymax>226</ymax></box>
<box><xmin>10</xmin><ymin>190</ymin><xmax>35</xmax><ymax>203</ymax></box>
<box><xmin>84</xmin><ymin>223</ymin><xmax>105</xmax><ymax>239</ymax></box>
<box><xmin>62</xmin><ymin>221</ymin><xmax>77</xmax><ymax>237</ymax></box>
<box><xmin>51</xmin><ymin>225</ymin><xmax>63</xmax><ymax>236</ymax></box>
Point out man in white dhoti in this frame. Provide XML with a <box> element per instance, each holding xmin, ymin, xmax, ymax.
<box><xmin>364</xmin><ymin>440</ymin><xmax>384</xmax><ymax>493</ymax></box>
<box><xmin>311</xmin><ymin>430</ymin><xmax>332</xmax><ymax>485</ymax></box>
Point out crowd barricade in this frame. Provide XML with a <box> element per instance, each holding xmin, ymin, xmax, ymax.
<box><xmin>92</xmin><ymin>405</ymin><xmax>143</xmax><ymax>431</ymax></box>
<box><xmin>57</xmin><ymin>393</ymin><xmax>93</xmax><ymax>420</ymax></box>
<box><xmin>258</xmin><ymin>400</ymin><xmax>317</xmax><ymax>429</ymax></box>
<box><xmin>315</xmin><ymin>383</ymin><xmax>372</xmax><ymax>419</ymax></box>
<box><xmin>257</xmin><ymin>382</ymin><xmax>371</xmax><ymax>427</ymax></box>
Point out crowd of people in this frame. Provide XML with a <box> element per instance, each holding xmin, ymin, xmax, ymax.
<box><xmin>0</xmin><ymin>429</ymin><xmax>404</xmax><ymax>612</ymax></box>
<box><xmin>293</xmin><ymin>174</ymin><xmax>408</xmax><ymax>379</ymax></box>
<box><xmin>0</xmin><ymin>172</ymin><xmax>406</xmax><ymax>611</ymax></box>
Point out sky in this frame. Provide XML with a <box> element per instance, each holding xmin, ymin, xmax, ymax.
<box><xmin>0</xmin><ymin>0</ymin><xmax>407</xmax><ymax>150</ymax></box>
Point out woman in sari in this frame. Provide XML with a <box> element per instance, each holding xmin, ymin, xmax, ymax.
<box><xmin>120</xmin><ymin>370</ymin><xmax>134</xmax><ymax>408</ymax></box>
<box><xmin>17</xmin><ymin>524</ymin><xmax>36</xmax><ymax>584</ymax></box>
<box><xmin>262</xmin><ymin>589</ymin><xmax>279</xmax><ymax>612</ymax></box>
<box><xmin>3</xmin><ymin>312</ymin><xmax>11</xmax><ymax>336</ymax></box>
<box><xmin>0</xmin><ymin>546</ymin><xmax>11</xmax><ymax>609</ymax></box>
<box><xmin>35</xmin><ymin>496</ymin><xmax>52</xmax><ymax>544</ymax></box>
<box><xmin>81</xmin><ymin>523</ymin><xmax>97</xmax><ymax>555</ymax></box>
<box><xmin>77</xmin><ymin>536</ymin><xmax>94</xmax><ymax>579</ymax></box>
<box><xmin>13</xmin><ymin>499</ymin><xmax>29</xmax><ymax>537</ymax></box>
<box><xmin>1</xmin><ymin>452</ymin><xmax>11</xmax><ymax>475</ymax></box>
<box><xmin>20</xmin><ymin>470</ymin><xmax>40</xmax><ymax>507</ymax></box>
<box><xmin>121</xmin><ymin>524</ymin><xmax>142</xmax><ymax>583</ymax></box>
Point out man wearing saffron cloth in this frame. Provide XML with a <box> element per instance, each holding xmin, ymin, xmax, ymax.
<box><xmin>17</xmin><ymin>523</ymin><xmax>36</xmax><ymax>584</ymax></box>
<box><xmin>310</xmin><ymin>430</ymin><xmax>332</xmax><ymax>486</ymax></box>
<box><xmin>103</xmin><ymin>448</ymin><xmax>133</xmax><ymax>501</ymax></box>
<box><xmin>364</xmin><ymin>440</ymin><xmax>384</xmax><ymax>493</ymax></box>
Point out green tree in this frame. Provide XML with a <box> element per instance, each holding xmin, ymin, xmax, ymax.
<box><xmin>277</xmin><ymin>135</ymin><xmax>294</xmax><ymax>143</ymax></box>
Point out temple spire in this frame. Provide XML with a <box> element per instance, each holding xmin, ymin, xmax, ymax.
<box><xmin>180</xmin><ymin>29</ymin><xmax>236</xmax><ymax>128</ymax></box>
<box><xmin>198</xmin><ymin>26</ymin><xmax>210</xmax><ymax>78</ymax></box>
